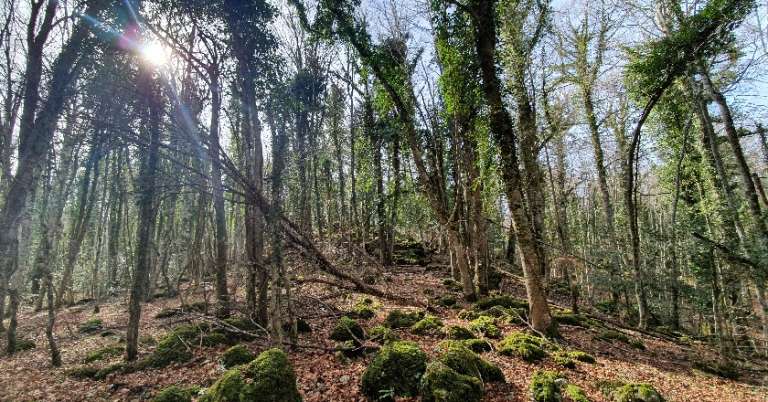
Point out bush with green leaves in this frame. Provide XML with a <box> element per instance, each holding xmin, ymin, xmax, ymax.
<box><xmin>360</xmin><ymin>341</ymin><xmax>427</xmax><ymax>400</ymax></box>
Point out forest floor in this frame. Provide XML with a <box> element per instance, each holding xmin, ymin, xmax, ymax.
<box><xmin>0</xmin><ymin>264</ymin><xmax>767</xmax><ymax>402</ymax></box>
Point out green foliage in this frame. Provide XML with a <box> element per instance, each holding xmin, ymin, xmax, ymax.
<box><xmin>360</xmin><ymin>341</ymin><xmax>427</xmax><ymax>400</ymax></box>
<box><xmin>201</xmin><ymin>348</ymin><xmax>301</xmax><ymax>402</ymax></box>
<box><xmin>419</xmin><ymin>362</ymin><xmax>484</xmax><ymax>402</ymax></box>
<box><xmin>410</xmin><ymin>315</ymin><xmax>444</xmax><ymax>335</ymax></box>
<box><xmin>435</xmin><ymin>341</ymin><xmax>505</xmax><ymax>382</ymax></box>
<box><xmin>444</xmin><ymin>325</ymin><xmax>476</xmax><ymax>340</ymax></box>
<box><xmin>468</xmin><ymin>316</ymin><xmax>501</xmax><ymax>338</ymax></box>
<box><xmin>83</xmin><ymin>344</ymin><xmax>124</xmax><ymax>363</ymax></box>
<box><xmin>384</xmin><ymin>309</ymin><xmax>424</xmax><ymax>328</ymax></box>
<box><xmin>564</xmin><ymin>384</ymin><xmax>591</xmax><ymax>402</ymax></box>
<box><xmin>221</xmin><ymin>345</ymin><xmax>256</xmax><ymax>369</ymax></box>
<box><xmin>368</xmin><ymin>325</ymin><xmax>399</xmax><ymax>344</ymax></box>
<box><xmin>498</xmin><ymin>332</ymin><xmax>548</xmax><ymax>362</ymax></box>
<box><xmin>568</xmin><ymin>350</ymin><xmax>596</xmax><ymax>364</ymax></box>
<box><xmin>78</xmin><ymin>318</ymin><xmax>104</xmax><ymax>334</ymax></box>
<box><xmin>552</xmin><ymin>351</ymin><xmax>577</xmax><ymax>369</ymax></box>
<box><xmin>329</xmin><ymin>316</ymin><xmax>364</xmax><ymax>342</ymax></box>
<box><xmin>351</xmin><ymin>297</ymin><xmax>380</xmax><ymax>319</ymax></box>
<box><xmin>529</xmin><ymin>370</ymin><xmax>564</xmax><ymax>402</ymax></box>
<box><xmin>152</xmin><ymin>385</ymin><xmax>200</xmax><ymax>402</ymax></box>
<box><xmin>625</xmin><ymin>0</ymin><xmax>755</xmax><ymax>100</ymax></box>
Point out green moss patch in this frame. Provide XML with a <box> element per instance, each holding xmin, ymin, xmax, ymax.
<box><xmin>529</xmin><ymin>370</ymin><xmax>565</xmax><ymax>402</ymax></box>
<box><xmin>442</xmin><ymin>278</ymin><xmax>463</xmax><ymax>292</ymax></box>
<box><xmin>221</xmin><ymin>344</ymin><xmax>255</xmax><ymax>368</ymax></box>
<box><xmin>435</xmin><ymin>341</ymin><xmax>504</xmax><ymax>383</ymax></box>
<box><xmin>360</xmin><ymin>340</ymin><xmax>427</xmax><ymax>400</ymax></box>
<box><xmin>498</xmin><ymin>332</ymin><xmax>548</xmax><ymax>362</ymax></box>
<box><xmin>692</xmin><ymin>360</ymin><xmax>739</xmax><ymax>379</ymax></box>
<box><xmin>472</xmin><ymin>295</ymin><xmax>528</xmax><ymax>311</ymax></box>
<box><xmin>463</xmin><ymin>338</ymin><xmax>492</xmax><ymax>353</ymax></box>
<box><xmin>329</xmin><ymin>316</ymin><xmax>364</xmax><ymax>342</ymax></box>
<box><xmin>594</xmin><ymin>329</ymin><xmax>645</xmax><ymax>349</ymax></box>
<box><xmin>351</xmin><ymin>297</ymin><xmax>380</xmax><ymax>319</ymax></box>
<box><xmin>444</xmin><ymin>325</ymin><xmax>476</xmax><ymax>340</ymax></box>
<box><xmin>201</xmin><ymin>348</ymin><xmax>301</xmax><ymax>402</ymax></box>
<box><xmin>411</xmin><ymin>315</ymin><xmax>444</xmax><ymax>335</ymax></box>
<box><xmin>435</xmin><ymin>294</ymin><xmax>458</xmax><ymax>307</ymax></box>
<box><xmin>384</xmin><ymin>309</ymin><xmax>424</xmax><ymax>328</ymax></box>
<box><xmin>369</xmin><ymin>325</ymin><xmax>399</xmax><ymax>344</ymax></box>
<box><xmin>152</xmin><ymin>385</ymin><xmax>200</xmax><ymax>402</ymax></box>
<box><xmin>78</xmin><ymin>318</ymin><xmax>104</xmax><ymax>334</ymax></box>
<box><xmin>468</xmin><ymin>316</ymin><xmax>501</xmax><ymax>338</ymax></box>
<box><xmin>457</xmin><ymin>309</ymin><xmax>479</xmax><ymax>320</ymax></box>
<box><xmin>564</xmin><ymin>384</ymin><xmax>590</xmax><ymax>402</ymax></box>
<box><xmin>67</xmin><ymin>365</ymin><xmax>100</xmax><ymax>380</ymax></box>
<box><xmin>83</xmin><ymin>344</ymin><xmax>124</xmax><ymax>363</ymax></box>
<box><xmin>610</xmin><ymin>383</ymin><xmax>665</xmax><ymax>402</ymax></box>
<box><xmin>419</xmin><ymin>361</ymin><xmax>483</xmax><ymax>402</ymax></box>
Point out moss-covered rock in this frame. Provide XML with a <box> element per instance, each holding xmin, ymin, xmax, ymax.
<box><xmin>202</xmin><ymin>331</ymin><xmax>232</xmax><ymax>347</ymax></box>
<box><xmin>564</xmin><ymin>384</ymin><xmax>590</xmax><ymax>402</ymax></box>
<box><xmin>360</xmin><ymin>341</ymin><xmax>427</xmax><ymax>400</ymax></box>
<box><xmin>594</xmin><ymin>329</ymin><xmax>645</xmax><ymax>349</ymax></box>
<box><xmin>201</xmin><ymin>348</ymin><xmax>301</xmax><ymax>402</ymax></box>
<box><xmin>435</xmin><ymin>294</ymin><xmax>458</xmax><ymax>307</ymax></box>
<box><xmin>498</xmin><ymin>332</ymin><xmax>548</xmax><ymax>362</ymax></box>
<box><xmin>141</xmin><ymin>324</ymin><xmax>203</xmax><ymax>368</ymax></box>
<box><xmin>78</xmin><ymin>318</ymin><xmax>104</xmax><ymax>334</ymax></box>
<box><xmin>67</xmin><ymin>365</ymin><xmax>100</xmax><ymax>380</ymax></box>
<box><xmin>444</xmin><ymin>325</ymin><xmax>476</xmax><ymax>340</ymax></box>
<box><xmin>457</xmin><ymin>309</ymin><xmax>480</xmax><ymax>321</ymax></box>
<box><xmin>529</xmin><ymin>370</ymin><xmax>565</xmax><ymax>402</ymax></box>
<box><xmin>568</xmin><ymin>350</ymin><xmax>596</xmax><ymax>363</ymax></box>
<box><xmin>351</xmin><ymin>297</ymin><xmax>379</xmax><ymax>319</ymax></box>
<box><xmin>435</xmin><ymin>341</ymin><xmax>504</xmax><ymax>383</ymax></box>
<box><xmin>472</xmin><ymin>295</ymin><xmax>528</xmax><ymax>311</ymax></box>
<box><xmin>419</xmin><ymin>362</ymin><xmax>484</xmax><ymax>402</ymax></box>
<box><xmin>94</xmin><ymin>362</ymin><xmax>128</xmax><ymax>380</ymax></box>
<box><xmin>282</xmin><ymin>318</ymin><xmax>312</xmax><ymax>334</ymax></box>
<box><xmin>552</xmin><ymin>351</ymin><xmax>577</xmax><ymax>369</ymax></box>
<box><xmin>221</xmin><ymin>344</ymin><xmax>255</xmax><ymax>368</ymax></box>
<box><xmin>368</xmin><ymin>325</ymin><xmax>399</xmax><ymax>344</ymax></box>
<box><xmin>478</xmin><ymin>305</ymin><xmax>509</xmax><ymax>318</ymax></box>
<box><xmin>411</xmin><ymin>315</ymin><xmax>444</xmax><ymax>335</ymax></box>
<box><xmin>552</xmin><ymin>310</ymin><xmax>588</xmax><ymax>327</ymax></box>
<box><xmin>83</xmin><ymin>344</ymin><xmax>124</xmax><ymax>363</ymax></box>
<box><xmin>384</xmin><ymin>309</ymin><xmax>424</xmax><ymax>328</ymax></box>
<box><xmin>463</xmin><ymin>338</ymin><xmax>492</xmax><ymax>353</ymax></box>
<box><xmin>468</xmin><ymin>316</ymin><xmax>501</xmax><ymax>338</ymax></box>
<box><xmin>610</xmin><ymin>383</ymin><xmax>665</xmax><ymax>402</ymax></box>
<box><xmin>442</xmin><ymin>278</ymin><xmax>463</xmax><ymax>292</ymax></box>
<box><xmin>329</xmin><ymin>316</ymin><xmax>364</xmax><ymax>342</ymax></box>
<box><xmin>692</xmin><ymin>360</ymin><xmax>739</xmax><ymax>379</ymax></box>
<box><xmin>152</xmin><ymin>385</ymin><xmax>200</xmax><ymax>402</ymax></box>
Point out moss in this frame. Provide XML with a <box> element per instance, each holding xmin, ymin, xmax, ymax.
<box><xmin>15</xmin><ymin>338</ymin><xmax>36</xmax><ymax>351</ymax></box>
<box><xmin>329</xmin><ymin>316</ymin><xmax>364</xmax><ymax>342</ymax></box>
<box><xmin>692</xmin><ymin>360</ymin><xmax>739</xmax><ymax>379</ymax></box>
<box><xmin>419</xmin><ymin>361</ymin><xmax>484</xmax><ymax>402</ymax></box>
<box><xmin>152</xmin><ymin>385</ymin><xmax>199</xmax><ymax>402</ymax></box>
<box><xmin>221</xmin><ymin>344</ymin><xmax>255</xmax><ymax>368</ymax></box>
<box><xmin>568</xmin><ymin>350</ymin><xmax>596</xmax><ymax>364</ymax></box>
<box><xmin>67</xmin><ymin>365</ymin><xmax>100</xmax><ymax>380</ymax></box>
<box><xmin>564</xmin><ymin>384</ymin><xmax>591</xmax><ymax>402</ymax></box>
<box><xmin>552</xmin><ymin>310</ymin><xmax>588</xmax><ymax>327</ymax></box>
<box><xmin>628</xmin><ymin>338</ymin><xmax>646</xmax><ymax>350</ymax></box>
<box><xmin>444</xmin><ymin>325</ymin><xmax>476</xmax><ymax>340</ymax></box>
<box><xmin>84</xmin><ymin>344</ymin><xmax>124</xmax><ymax>363</ymax></box>
<box><xmin>435</xmin><ymin>341</ymin><xmax>504</xmax><ymax>383</ymax></box>
<box><xmin>611</xmin><ymin>383</ymin><xmax>665</xmax><ymax>402</ymax></box>
<box><xmin>94</xmin><ymin>362</ymin><xmax>128</xmax><ymax>380</ymax></box>
<box><xmin>351</xmin><ymin>297</ymin><xmax>380</xmax><ymax>319</ymax></box>
<box><xmin>529</xmin><ymin>370</ymin><xmax>564</xmax><ymax>402</ymax></box>
<box><xmin>140</xmin><ymin>335</ymin><xmax>157</xmax><ymax>346</ymax></box>
<box><xmin>468</xmin><ymin>316</ymin><xmax>501</xmax><ymax>338</ymax></box>
<box><xmin>360</xmin><ymin>340</ymin><xmax>427</xmax><ymax>400</ymax></box>
<box><xmin>202</xmin><ymin>348</ymin><xmax>301</xmax><ymax>402</ymax></box>
<box><xmin>478</xmin><ymin>305</ymin><xmax>509</xmax><ymax>318</ymax></box>
<box><xmin>498</xmin><ymin>332</ymin><xmax>548</xmax><ymax>362</ymax></box>
<box><xmin>202</xmin><ymin>331</ymin><xmax>232</xmax><ymax>347</ymax></box>
<box><xmin>472</xmin><ymin>295</ymin><xmax>528</xmax><ymax>311</ymax></box>
<box><xmin>463</xmin><ymin>338</ymin><xmax>492</xmax><ymax>353</ymax></box>
<box><xmin>384</xmin><ymin>309</ymin><xmax>424</xmax><ymax>328</ymax></box>
<box><xmin>78</xmin><ymin>318</ymin><xmax>104</xmax><ymax>334</ymax></box>
<box><xmin>457</xmin><ymin>309</ymin><xmax>479</xmax><ymax>320</ymax></box>
<box><xmin>282</xmin><ymin>318</ymin><xmax>312</xmax><ymax>333</ymax></box>
<box><xmin>369</xmin><ymin>325</ymin><xmax>399</xmax><ymax>344</ymax></box>
<box><xmin>552</xmin><ymin>351</ymin><xmax>576</xmax><ymax>369</ymax></box>
<box><xmin>594</xmin><ymin>329</ymin><xmax>629</xmax><ymax>342</ymax></box>
<box><xmin>142</xmin><ymin>324</ymin><xmax>202</xmax><ymax>368</ymax></box>
<box><xmin>155</xmin><ymin>308</ymin><xmax>183</xmax><ymax>319</ymax></box>
<box><xmin>435</xmin><ymin>294</ymin><xmax>458</xmax><ymax>307</ymax></box>
<box><xmin>442</xmin><ymin>278</ymin><xmax>463</xmax><ymax>292</ymax></box>
<box><xmin>336</xmin><ymin>339</ymin><xmax>366</xmax><ymax>357</ymax></box>
<box><xmin>410</xmin><ymin>315</ymin><xmax>444</xmax><ymax>335</ymax></box>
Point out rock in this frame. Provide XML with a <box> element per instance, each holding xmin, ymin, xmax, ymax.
<box><xmin>497</xmin><ymin>332</ymin><xmax>548</xmax><ymax>362</ymax></box>
<box><xmin>529</xmin><ymin>370</ymin><xmax>565</xmax><ymax>402</ymax></box>
<box><xmin>468</xmin><ymin>316</ymin><xmax>501</xmax><ymax>339</ymax></box>
<box><xmin>360</xmin><ymin>341</ymin><xmax>427</xmax><ymax>400</ymax></box>
<box><xmin>444</xmin><ymin>325</ymin><xmax>476</xmax><ymax>340</ymax></box>
<box><xmin>329</xmin><ymin>316</ymin><xmax>364</xmax><ymax>343</ymax></box>
<box><xmin>434</xmin><ymin>341</ymin><xmax>504</xmax><ymax>383</ymax></box>
<box><xmin>221</xmin><ymin>345</ymin><xmax>255</xmax><ymax>369</ymax></box>
<box><xmin>419</xmin><ymin>362</ymin><xmax>483</xmax><ymax>402</ymax></box>
<box><xmin>410</xmin><ymin>315</ymin><xmax>444</xmax><ymax>335</ymax></box>
<box><xmin>383</xmin><ymin>309</ymin><xmax>424</xmax><ymax>328</ymax></box>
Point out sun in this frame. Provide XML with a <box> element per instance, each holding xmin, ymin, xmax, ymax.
<box><xmin>140</xmin><ymin>40</ymin><xmax>171</xmax><ymax>67</ymax></box>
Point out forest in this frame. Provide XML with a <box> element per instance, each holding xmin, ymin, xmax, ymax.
<box><xmin>0</xmin><ymin>0</ymin><xmax>767</xmax><ymax>400</ymax></box>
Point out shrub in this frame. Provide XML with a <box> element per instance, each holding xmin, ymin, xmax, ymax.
<box><xmin>329</xmin><ymin>316</ymin><xmax>364</xmax><ymax>343</ymax></box>
<box><xmin>369</xmin><ymin>325</ymin><xmax>399</xmax><ymax>344</ymax></box>
<box><xmin>360</xmin><ymin>341</ymin><xmax>427</xmax><ymax>400</ymax></box>
<box><xmin>152</xmin><ymin>385</ymin><xmax>200</xmax><ymax>402</ymax></box>
<box><xmin>78</xmin><ymin>318</ymin><xmax>104</xmax><ymax>334</ymax></box>
<box><xmin>569</xmin><ymin>350</ymin><xmax>596</xmax><ymax>364</ymax></box>
<box><xmin>410</xmin><ymin>315</ymin><xmax>444</xmax><ymax>335</ymax></box>
<box><xmin>498</xmin><ymin>332</ymin><xmax>548</xmax><ymax>362</ymax></box>
<box><xmin>468</xmin><ymin>316</ymin><xmax>501</xmax><ymax>339</ymax></box>
<box><xmin>202</xmin><ymin>331</ymin><xmax>231</xmax><ymax>347</ymax></box>
<box><xmin>444</xmin><ymin>325</ymin><xmax>476</xmax><ymax>340</ymax></box>
<box><xmin>384</xmin><ymin>309</ymin><xmax>424</xmax><ymax>328</ymax></box>
<box><xmin>201</xmin><ymin>348</ymin><xmax>301</xmax><ymax>402</ymax></box>
<box><xmin>529</xmin><ymin>370</ymin><xmax>564</xmax><ymax>402</ymax></box>
<box><xmin>84</xmin><ymin>345</ymin><xmax>124</xmax><ymax>363</ymax></box>
<box><xmin>419</xmin><ymin>362</ymin><xmax>483</xmax><ymax>402</ymax></box>
<box><xmin>221</xmin><ymin>345</ymin><xmax>255</xmax><ymax>368</ymax></box>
